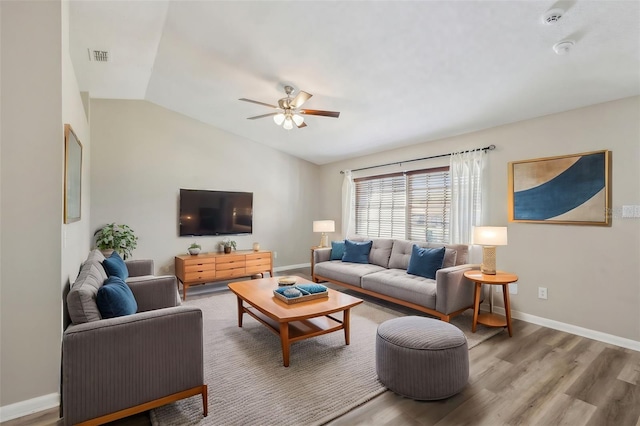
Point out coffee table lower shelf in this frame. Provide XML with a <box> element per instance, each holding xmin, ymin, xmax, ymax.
<box><xmin>244</xmin><ymin>306</ymin><xmax>344</xmax><ymax>342</ymax></box>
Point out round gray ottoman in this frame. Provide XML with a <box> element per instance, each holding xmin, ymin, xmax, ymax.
<box><xmin>376</xmin><ymin>316</ymin><xmax>469</xmax><ymax>400</ymax></box>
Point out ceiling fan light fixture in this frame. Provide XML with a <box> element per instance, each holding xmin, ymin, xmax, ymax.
<box><xmin>292</xmin><ymin>114</ymin><xmax>304</xmax><ymax>126</ymax></box>
<box><xmin>273</xmin><ymin>113</ymin><xmax>285</xmax><ymax>125</ymax></box>
<box><xmin>283</xmin><ymin>116</ymin><xmax>294</xmax><ymax>130</ymax></box>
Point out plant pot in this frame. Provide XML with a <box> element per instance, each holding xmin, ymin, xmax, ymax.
<box><xmin>101</xmin><ymin>249</ymin><xmax>114</xmax><ymax>258</ymax></box>
<box><xmin>188</xmin><ymin>248</ymin><xmax>201</xmax><ymax>255</ymax></box>
<box><xmin>224</xmin><ymin>246</ymin><xmax>231</xmax><ymax>254</ymax></box>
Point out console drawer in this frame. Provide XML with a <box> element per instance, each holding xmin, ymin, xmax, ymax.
<box><xmin>183</xmin><ymin>270</ymin><xmax>216</xmax><ymax>282</ymax></box>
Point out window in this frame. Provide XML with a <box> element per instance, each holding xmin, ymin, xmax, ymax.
<box><xmin>354</xmin><ymin>167</ymin><xmax>451</xmax><ymax>243</ymax></box>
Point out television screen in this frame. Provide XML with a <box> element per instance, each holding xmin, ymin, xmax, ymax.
<box><xmin>179</xmin><ymin>189</ymin><xmax>253</xmax><ymax>236</ymax></box>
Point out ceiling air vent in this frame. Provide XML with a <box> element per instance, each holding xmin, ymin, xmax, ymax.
<box><xmin>87</xmin><ymin>49</ymin><xmax>110</xmax><ymax>62</ymax></box>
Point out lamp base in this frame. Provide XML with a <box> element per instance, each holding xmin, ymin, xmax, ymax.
<box><xmin>319</xmin><ymin>233</ymin><xmax>329</xmax><ymax>248</ymax></box>
<box><xmin>481</xmin><ymin>246</ymin><xmax>497</xmax><ymax>275</ymax></box>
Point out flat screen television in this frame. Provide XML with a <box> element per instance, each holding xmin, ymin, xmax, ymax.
<box><xmin>179</xmin><ymin>189</ymin><xmax>253</xmax><ymax>236</ymax></box>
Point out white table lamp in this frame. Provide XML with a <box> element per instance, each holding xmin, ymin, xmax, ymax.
<box><xmin>472</xmin><ymin>226</ymin><xmax>508</xmax><ymax>275</ymax></box>
<box><xmin>313</xmin><ymin>220</ymin><xmax>335</xmax><ymax>248</ymax></box>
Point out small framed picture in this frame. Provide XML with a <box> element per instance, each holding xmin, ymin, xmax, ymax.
<box><xmin>508</xmin><ymin>150</ymin><xmax>611</xmax><ymax>226</ymax></box>
<box><xmin>64</xmin><ymin>124</ymin><xmax>83</xmax><ymax>223</ymax></box>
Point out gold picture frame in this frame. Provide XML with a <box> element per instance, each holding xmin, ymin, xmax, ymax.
<box><xmin>508</xmin><ymin>150</ymin><xmax>611</xmax><ymax>226</ymax></box>
<box><xmin>64</xmin><ymin>124</ymin><xmax>83</xmax><ymax>223</ymax></box>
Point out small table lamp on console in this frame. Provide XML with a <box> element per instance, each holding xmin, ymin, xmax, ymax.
<box><xmin>313</xmin><ymin>220</ymin><xmax>335</xmax><ymax>248</ymax></box>
<box><xmin>472</xmin><ymin>226</ymin><xmax>508</xmax><ymax>275</ymax></box>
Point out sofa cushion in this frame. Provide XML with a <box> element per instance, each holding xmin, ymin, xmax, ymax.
<box><xmin>103</xmin><ymin>251</ymin><xmax>129</xmax><ymax>280</ymax></box>
<box><xmin>362</xmin><ymin>269</ymin><xmax>437</xmax><ymax>310</ymax></box>
<box><xmin>85</xmin><ymin>248</ymin><xmax>106</xmax><ymax>265</ymax></box>
<box><xmin>314</xmin><ymin>260</ymin><xmax>385</xmax><ymax>287</ymax></box>
<box><xmin>96</xmin><ymin>276</ymin><xmax>138</xmax><ymax>318</ymax></box>
<box><xmin>389</xmin><ymin>240</ymin><xmax>460</xmax><ymax>269</ymax></box>
<box><xmin>330</xmin><ymin>240</ymin><xmax>346</xmax><ymax>260</ymax></box>
<box><xmin>425</xmin><ymin>243</ymin><xmax>467</xmax><ymax>266</ymax></box>
<box><xmin>368</xmin><ymin>238</ymin><xmax>394</xmax><ymax>268</ymax></box>
<box><xmin>407</xmin><ymin>245</ymin><xmax>445</xmax><ymax>279</ymax></box>
<box><xmin>67</xmin><ymin>262</ymin><xmax>108</xmax><ymax>324</ymax></box>
<box><xmin>342</xmin><ymin>240</ymin><xmax>373</xmax><ymax>264</ymax></box>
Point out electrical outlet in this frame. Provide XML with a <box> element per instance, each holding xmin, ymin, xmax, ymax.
<box><xmin>509</xmin><ymin>283</ymin><xmax>518</xmax><ymax>294</ymax></box>
<box><xmin>538</xmin><ymin>287</ymin><xmax>548</xmax><ymax>300</ymax></box>
<box><xmin>273</xmin><ymin>251</ymin><xmax>277</xmax><ymax>259</ymax></box>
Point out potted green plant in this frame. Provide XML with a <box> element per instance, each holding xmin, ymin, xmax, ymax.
<box><xmin>188</xmin><ymin>242</ymin><xmax>201</xmax><ymax>255</ymax></box>
<box><xmin>94</xmin><ymin>223</ymin><xmax>138</xmax><ymax>259</ymax></box>
<box><xmin>220</xmin><ymin>238</ymin><xmax>236</xmax><ymax>254</ymax></box>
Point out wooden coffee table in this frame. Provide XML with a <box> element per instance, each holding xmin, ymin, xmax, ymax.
<box><xmin>228</xmin><ymin>277</ymin><xmax>363</xmax><ymax>367</ymax></box>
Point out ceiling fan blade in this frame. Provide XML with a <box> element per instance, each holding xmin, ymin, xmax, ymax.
<box><xmin>296</xmin><ymin>121</ymin><xmax>308</xmax><ymax>129</ymax></box>
<box><xmin>239</xmin><ymin>98</ymin><xmax>278</xmax><ymax>109</ymax></box>
<box><xmin>291</xmin><ymin>91</ymin><xmax>312</xmax><ymax>108</ymax></box>
<box><xmin>247</xmin><ymin>112</ymin><xmax>279</xmax><ymax>120</ymax></box>
<box><xmin>300</xmin><ymin>109</ymin><xmax>340</xmax><ymax>118</ymax></box>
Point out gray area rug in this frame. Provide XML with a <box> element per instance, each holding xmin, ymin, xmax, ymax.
<box><xmin>150</xmin><ymin>288</ymin><xmax>501</xmax><ymax>426</ymax></box>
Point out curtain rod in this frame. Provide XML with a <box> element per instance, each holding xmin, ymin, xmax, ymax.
<box><xmin>340</xmin><ymin>144</ymin><xmax>496</xmax><ymax>174</ymax></box>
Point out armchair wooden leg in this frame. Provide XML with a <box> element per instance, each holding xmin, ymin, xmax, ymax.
<box><xmin>202</xmin><ymin>384</ymin><xmax>208</xmax><ymax>417</ymax></box>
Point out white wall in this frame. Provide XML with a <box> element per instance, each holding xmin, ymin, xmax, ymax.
<box><xmin>0</xmin><ymin>0</ymin><xmax>63</xmax><ymax>409</ymax></box>
<box><xmin>90</xmin><ymin>100</ymin><xmax>320</xmax><ymax>273</ymax></box>
<box><xmin>320</xmin><ymin>96</ymin><xmax>640</xmax><ymax>343</ymax></box>
<box><xmin>62</xmin><ymin>0</ymin><xmax>91</xmax><ymax>292</ymax></box>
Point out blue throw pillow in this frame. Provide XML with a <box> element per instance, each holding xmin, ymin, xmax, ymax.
<box><xmin>342</xmin><ymin>240</ymin><xmax>373</xmax><ymax>264</ymax></box>
<box><xmin>330</xmin><ymin>241</ymin><xmax>346</xmax><ymax>260</ymax></box>
<box><xmin>103</xmin><ymin>251</ymin><xmax>129</xmax><ymax>280</ymax></box>
<box><xmin>96</xmin><ymin>276</ymin><xmax>137</xmax><ymax>319</ymax></box>
<box><xmin>407</xmin><ymin>245</ymin><xmax>446</xmax><ymax>279</ymax></box>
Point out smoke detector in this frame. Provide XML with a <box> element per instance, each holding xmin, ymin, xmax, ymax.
<box><xmin>542</xmin><ymin>8</ymin><xmax>565</xmax><ymax>25</ymax></box>
<box><xmin>553</xmin><ymin>40</ymin><xmax>575</xmax><ymax>55</ymax></box>
<box><xmin>87</xmin><ymin>49</ymin><xmax>110</xmax><ymax>62</ymax></box>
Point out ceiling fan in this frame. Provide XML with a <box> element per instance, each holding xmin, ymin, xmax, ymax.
<box><xmin>239</xmin><ymin>85</ymin><xmax>340</xmax><ymax>129</ymax></box>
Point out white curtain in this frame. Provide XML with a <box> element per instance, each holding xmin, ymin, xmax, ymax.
<box><xmin>341</xmin><ymin>170</ymin><xmax>354</xmax><ymax>238</ymax></box>
<box><xmin>449</xmin><ymin>149</ymin><xmax>484</xmax><ymax>244</ymax></box>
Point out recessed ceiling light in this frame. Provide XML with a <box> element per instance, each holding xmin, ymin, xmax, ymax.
<box><xmin>542</xmin><ymin>8</ymin><xmax>565</xmax><ymax>25</ymax></box>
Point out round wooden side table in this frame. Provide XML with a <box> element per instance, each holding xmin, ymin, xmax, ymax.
<box><xmin>464</xmin><ymin>270</ymin><xmax>519</xmax><ymax>337</ymax></box>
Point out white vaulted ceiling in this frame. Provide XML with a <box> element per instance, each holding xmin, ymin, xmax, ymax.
<box><xmin>70</xmin><ymin>1</ymin><xmax>640</xmax><ymax>165</ymax></box>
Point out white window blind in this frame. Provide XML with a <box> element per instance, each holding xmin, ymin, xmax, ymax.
<box><xmin>407</xmin><ymin>167</ymin><xmax>451</xmax><ymax>243</ymax></box>
<box><xmin>354</xmin><ymin>173</ymin><xmax>406</xmax><ymax>238</ymax></box>
<box><xmin>354</xmin><ymin>167</ymin><xmax>451</xmax><ymax>243</ymax></box>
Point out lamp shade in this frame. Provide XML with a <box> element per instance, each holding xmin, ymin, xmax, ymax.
<box><xmin>472</xmin><ymin>226</ymin><xmax>508</xmax><ymax>246</ymax></box>
<box><xmin>313</xmin><ymin>220</ymin><xmax>335</xmax><ymax>233</ymax></box>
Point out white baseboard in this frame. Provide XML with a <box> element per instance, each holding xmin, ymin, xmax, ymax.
<box><xmin>274</xmin><ymin>263</ymin><xmax>310</xmax><ymax>272</ymax></box>
<box><xmin>490</xmin><ymin>306</ymin><xmax>640</xmax><ymax>352</ymax></box>
<box><xmin>0</xmin><ymin>393</ymin><xmax>59</xmax><ymax>422</ymax></box>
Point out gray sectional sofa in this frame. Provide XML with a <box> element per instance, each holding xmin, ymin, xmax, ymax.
<box><xmin>312</xmin><ymin>238</ymin><xmax>481</xmax><ymax>321</ymax></box>
<box><xmin>62</xmin><ymin>249</ymin><xmax>208</xmax><ymax>425</ymax></box>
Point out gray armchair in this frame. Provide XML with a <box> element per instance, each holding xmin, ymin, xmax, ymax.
<box><xmin>62</xmin><ymin>250</ymin><xmax>208</xmax><ymax>425</ymax></box>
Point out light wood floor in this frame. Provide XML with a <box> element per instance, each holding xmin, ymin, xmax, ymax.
<box><xmin>5</xmin><ymin>268</ymin><xmax>639</xmax><ymax>426</ymax></box>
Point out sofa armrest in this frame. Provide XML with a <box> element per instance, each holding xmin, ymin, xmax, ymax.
<box><xmin>125</xmin><ymin>259</ymin><xmax>154</xmax><ymax>277</ymax></box>
<box><xmin>435</xmin><ymin>264</ymin><xmax>481</xmax><ymax>315</ymax></box>
<box><xmin>313</xmin><ymin>248</ymin><xmax>332</xmax><ymax>264</ymax></box>
<box><xmin>62</xmin><ymin>306</ymin><xmax>203</xmax><ymax>425</ymax></box>
<box><xmin>127</xmin><ymin>275</ymin><xmax>180</xmax><ymax>311</ymax></box>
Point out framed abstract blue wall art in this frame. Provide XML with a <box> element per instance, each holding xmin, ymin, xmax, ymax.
<box><xmin>508</xmin><ymin>150</ymin><xmax>611</xmax><ymax>226</ymax></box>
